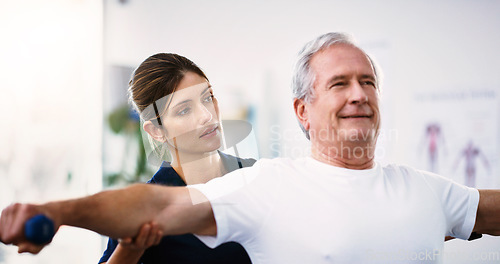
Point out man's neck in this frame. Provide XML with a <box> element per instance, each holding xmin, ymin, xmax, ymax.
<box><xmin>311</xmin><ymin>140</ymin><xmax>375</xmax><ymax>170</ymax></box>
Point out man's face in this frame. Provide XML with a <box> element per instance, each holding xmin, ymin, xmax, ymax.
<box><xmin>306</xmin><ymin>44</ymin><xmax>380</xmax><ymax>148</ymax></box>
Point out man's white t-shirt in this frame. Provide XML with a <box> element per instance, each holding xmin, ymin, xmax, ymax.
<box><xmin>190</xmin><ymin>157</ymin><xmax>479</xmax><ymax>264</ymax></box>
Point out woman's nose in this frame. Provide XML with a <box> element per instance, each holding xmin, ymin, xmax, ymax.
<box><xmin>198</xmin><ymin>104</ymin><xmax>213</xmax><ymax>125</ymax></box>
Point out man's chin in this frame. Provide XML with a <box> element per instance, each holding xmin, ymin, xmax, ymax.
<box><xmin>337</xmin><ymin>128</ymin><xmax>377</xmax><ymax>142</ymax></box>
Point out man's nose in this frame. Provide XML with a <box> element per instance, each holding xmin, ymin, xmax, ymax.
<box><xmin>348</xmin><ymin>82</ymin><xmax>368</xmax><ymax>104</ymax></box>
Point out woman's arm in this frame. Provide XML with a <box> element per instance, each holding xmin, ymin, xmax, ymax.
<box><xmin>104</xmin><ymin>245</ymin><xmax>144</xmax><ymax>264</ymax></box>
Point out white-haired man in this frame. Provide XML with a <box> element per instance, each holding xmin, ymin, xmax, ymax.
<box><xmin>1</xmin><ymin>32</ymin><xmax>499</xmax><ymax>263</ymax></box>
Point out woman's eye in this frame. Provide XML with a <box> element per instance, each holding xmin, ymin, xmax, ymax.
<box><xmin>177</xmin><ymin>108</ymin><xmax>190</xmax><ymax>116</ymax></box>
<box><xmin>203</xmin><ymin>94</ymin><xmax>214</xmax><ymax>103</ymax></box>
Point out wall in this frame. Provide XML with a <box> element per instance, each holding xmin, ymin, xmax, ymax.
<box><xmin>0</xmin><ymin>0</ymin><xmax>103</xmax><ymax>263</ymax></box>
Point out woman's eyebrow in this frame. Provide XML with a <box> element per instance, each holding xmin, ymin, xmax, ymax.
<box><xmin>200</xmin><ymin>85</ymin><xmax>212</xmax><ymax>95</ymax></box>
<box><xmin>172</xmin><ymin>99</ymin><xmax>191</xmax><ymax>108</ymax></box>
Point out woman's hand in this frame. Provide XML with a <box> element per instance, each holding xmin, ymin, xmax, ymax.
<box><xmin>119</xmin><ymin>221</ymin><xmax>163</xmax><ymax>250</ymax></box>
<box><xmin>106</xmin><ymin>222</ymin><xmax>163</xmax><ymax>264</ymax></box>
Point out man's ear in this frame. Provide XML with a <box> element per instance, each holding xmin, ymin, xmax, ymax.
<box><xmin>143</xmin><ymin>121</ymin><xmax>166</xmax><ymax>142</ymax></box>
<box><xmin>293</xmin><ymin>98</ymin><xmax>310</xmax><ymax>131</ymax></box>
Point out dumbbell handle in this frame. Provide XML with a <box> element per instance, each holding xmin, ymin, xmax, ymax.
<box><xmin>24</xmin><ymin>214</ymin><xmax>55</xmax><ymax>244</ymax></box>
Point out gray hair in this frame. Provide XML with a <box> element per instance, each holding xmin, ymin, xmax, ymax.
<box><xmin>291</xmin><ymin>32</ymin><xmax>381</xmax><ymax>139</ymax></box>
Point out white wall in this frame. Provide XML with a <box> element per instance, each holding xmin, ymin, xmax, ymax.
<box><xmin>0</xmin><ymin>0</ymin><xmax>103</xmax><ymax>263</ymax></box>
<box><xmin>103</xmin><ymin>0</ymin><xmax>500</xmax><ymax>263</ymax></box>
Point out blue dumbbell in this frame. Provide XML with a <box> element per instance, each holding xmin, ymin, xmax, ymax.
<box><xmin>24</xmin><ymin>214</ymin><xmax>55</xmax><ymax>245</ymax></box>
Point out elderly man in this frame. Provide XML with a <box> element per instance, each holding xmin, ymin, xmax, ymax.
<box><xmin>1</xmin><ymin>32</ymin><xmax>499</xmax><ymax>263</ymax></box>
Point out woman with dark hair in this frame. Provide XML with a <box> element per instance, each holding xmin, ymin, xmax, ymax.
<box><xmin>98</xmin><ymin>53</ymin><xmax>254</xmax><ymax>264</ymax></box>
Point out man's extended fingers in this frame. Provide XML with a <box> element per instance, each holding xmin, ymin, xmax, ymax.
<box><xmin>0</xmin><ymin>203</ymin><xmax>18</xmax><ymax>244</ymax></box>
<box><xmin>10</xmin><ymin>204</ymin><xmax>32</xmax><ymax>244</ymax></box>
<box><xmin>1</xmin><ymin>203</ymin><xmax>47</xmax><ymax>246</ymax></box>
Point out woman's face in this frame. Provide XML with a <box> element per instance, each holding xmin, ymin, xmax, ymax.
<box><xmin>161</xmin><ymin>72</ymin><xmax>222</xmax><ymax>154</ymax></box>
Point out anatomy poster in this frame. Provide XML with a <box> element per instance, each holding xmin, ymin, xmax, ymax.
<box><xmin>409</xmin><ymin>88</ymin><xmax>498</xmax><ymax>188</ymax></box>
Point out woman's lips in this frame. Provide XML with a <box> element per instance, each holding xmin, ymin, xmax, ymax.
<box><xmin>200</xmin><ymin>125</ymin><xmax>218</xmax><ymax>138</ymax></box>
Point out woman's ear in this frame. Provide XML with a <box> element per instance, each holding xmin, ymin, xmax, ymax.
<box><xmin>293</xmin><ymin>98</ymin><xmax>310</xmax><ymax>131</ymax></box>
<box><xmin>143</xmin><ymin>120</ymin><xmax>166</xmax><ymax>142</ymax></box>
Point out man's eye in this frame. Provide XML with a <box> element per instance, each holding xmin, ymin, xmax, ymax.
<box><xmin>361</xmin><ymin>81</ymin><xmax>376</xmax><ymax>87</ymax></box>
<box><xmin>331</xmin><ymin>82</ymin><xmax>346</xmax><ymax>88</ymax></box>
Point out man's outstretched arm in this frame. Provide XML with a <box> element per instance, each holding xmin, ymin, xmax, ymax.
<box><xmin>0</xmin><ymin>184</ymin><xmax>215</xmax><ymax>254</ymax></box>
<box><xmin>473</xmin><ymin>189</ymin><xmax>500</xmax><ymax>236</ymax></box>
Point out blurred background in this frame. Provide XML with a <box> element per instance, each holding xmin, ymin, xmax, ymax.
<box><xmin>0</xmin><ymin>0</ymin><xmax>499</xmax><ymax>263</ymax></box>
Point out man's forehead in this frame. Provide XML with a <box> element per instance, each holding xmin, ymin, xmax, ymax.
<box><xmin>312</xmin><ymin>44</ymin><xmax>370</xmax><ymax>66</ymax></box>
<box><xmin>310</xmin><ymin>44</ymin><xmax>375</xmax><ymax>78</ymax></box>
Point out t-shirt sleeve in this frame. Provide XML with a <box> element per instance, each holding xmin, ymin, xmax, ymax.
<box><xmin>420</xmin><ymin>169</ymin><xmax>480</xmax><ymax>240</ymax></box>
<box><xmin>189</xmin><ymin>159</ymin><xmax>274</xmax><ymax>248</ymax></box>
<box><xmin>98</xmin><ymin>238</ymin><xmax>119</xmax><ymax>263</ymax></box>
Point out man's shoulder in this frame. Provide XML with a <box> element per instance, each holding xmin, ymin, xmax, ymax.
<box><xmin>380</xmin><ymin>162</ymin><xmax>457</xmax><ymax>185</ymax></box>
<box><xmin>379</xmin><ymin>163</ymin><xmax>433</xmax><ymax>180</ymax></box>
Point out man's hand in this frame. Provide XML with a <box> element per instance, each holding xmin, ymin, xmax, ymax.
<box><xmin>0</xmin><ymin>203</ymin><xmax>58</xmax><ymax>254</ymax></box>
